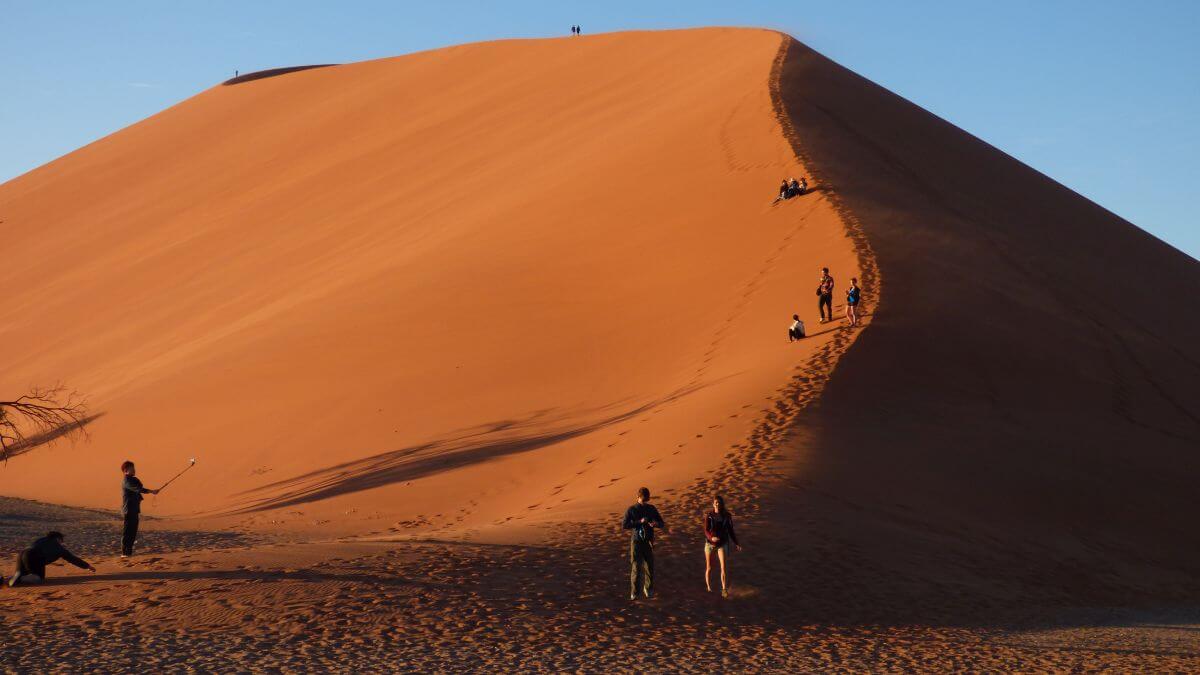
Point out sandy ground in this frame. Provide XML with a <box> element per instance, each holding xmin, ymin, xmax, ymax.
<box><xmin>3</xmin><ymin>499</ymin><xmax>1198</xmax><ymax>672</ymax></box>
<box><xmin>3</xmin><ymin>27</ymin><xmax>1200</xmax><ymax>672</ymax></box>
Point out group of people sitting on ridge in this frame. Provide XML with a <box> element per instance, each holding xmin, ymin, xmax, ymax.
<box><xmin>788</xmin><ymin>266</ymin><xmax>863</xmax><ymax>342</ymax></box>
<box><xmin>774</xmin><ymin>176</ymin><xmax>808</xmax><ymax>203</ymax></box>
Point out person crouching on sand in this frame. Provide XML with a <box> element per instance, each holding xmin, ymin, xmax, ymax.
<box><xmin>704</xmin><ymin>496</ymin><xmax>741</xmax><ymax>598</ymax></box>
<box><xmin>8</xmin><ymin>531</ymin><xmax>95</xmax><ymax>587</ymax></box>
<box><xmin>845</xmin><ymin>277</ymin><xmax>861</xmax><ymax>327</ymax></box>
<box><xmin>121</xmin><ymin>460</ymin><xmax>158</xmax><ymax>557</ymax></box>
<box><xmin>788</xmin><ymin>314</ymin><xmax>805</xmax><ymax>341</ymax></box>
<box><xmin>622</xmin><ymin>487</ymin><xmax>666</xmax><ymax>600</ymax></box>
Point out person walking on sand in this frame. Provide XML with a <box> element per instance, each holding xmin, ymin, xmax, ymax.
<box><xmin>845</xmin><ymin>277</ymin><xmax>862</xmax><ymax>327</ymax></box>
<box><xmin>121</xmin><ymin>460</ymin><xmax>158</xmax><ymax>558</ymax></box>
<box><xmin>7</xmin><ymin>531</ymin><xmax>95</xmax><ymax>587</ymax></box>
<box><xmin>817</xmin><ymin>267</ymin><xmax>835</xmax><ymax>323</ymax></box>
<box><xmin>788</xmin><ymin>314</ymin><xmax>806</xmax><ymax>341</ymax></box>
<box><xmin>622</xmin><ymin>487</ymin><xmax>666</xmax><ymax>600</ymax></box>
<box><xmin>703</xmin><ymin>496</ymin><xmax>741</xmax><ymax>597</ymax></box>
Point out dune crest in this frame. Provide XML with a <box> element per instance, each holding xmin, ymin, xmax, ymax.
<box><xmin>0</xmin><ymin>29</ymin><xmax>867</xmax><ymax>541</ymax></box>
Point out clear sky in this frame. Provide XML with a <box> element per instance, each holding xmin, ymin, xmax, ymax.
<box><xmin>4</xmin><ymin>1</ymin><xmax>1198</xmax><ymax>258</ymax></box>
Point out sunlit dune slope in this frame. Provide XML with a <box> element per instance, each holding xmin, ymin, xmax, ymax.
<box><xmin>1</xmin><ymin>29</ymin><xmax>863</xmax><ymax>535</ymax></box>
<box><xmin>768</xmin><ymin>38</ymin><xmax>1200</xmax><ymax>609</ymax></box>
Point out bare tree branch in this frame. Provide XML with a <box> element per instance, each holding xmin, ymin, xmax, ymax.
<box><xmin>0</xmin><ymin>384</ymin><xmax>91</xmax><ymax>463</ymax></box>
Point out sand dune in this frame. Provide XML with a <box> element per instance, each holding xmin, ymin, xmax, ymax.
<box><xmin>1</xmin><ymin>28</ymin><xmax>862</xmax><ymax>539</ymax></box>
<box><xmin>3</xmin><ymin>27</ymin><xmax>1199</xmax><ymax>671</ymax></box>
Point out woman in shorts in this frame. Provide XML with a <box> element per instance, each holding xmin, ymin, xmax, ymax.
<box><xmin>703</xmin><ymin>495</ymin><xmax>741</xmax><ymax>597</ymax></box>
<box><xmin>845</xmin><ymin>277</ymin><xmax>862</xmax><ymax>327</ymax></box>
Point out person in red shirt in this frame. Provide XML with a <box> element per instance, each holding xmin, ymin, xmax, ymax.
<box><xmin>703</xmin><ymin>495</ymin><xmax>742</xmax><ymax>597</ymax></box>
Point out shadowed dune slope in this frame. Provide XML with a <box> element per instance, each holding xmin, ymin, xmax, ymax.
<box><xmin>0</xmin><ymin>29</ymin><xmax>866</xmax><ymax>534</ymax></box>
<box><xmin>771</xmin><ymin>38</ymin><xmax>1200</xmax><ymax>611</ymax></box>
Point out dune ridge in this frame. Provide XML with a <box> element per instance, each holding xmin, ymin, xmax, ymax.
<box><xmin>3</xmin><ymin>28</ymin><xmax>1199</xmax><ymax>671</ymax></box>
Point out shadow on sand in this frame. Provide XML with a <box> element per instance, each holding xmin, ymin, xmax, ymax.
<box><xmin>228</xmin><ymin>384</ymin><xmax>711</xmax><ymax>514</ymax></box>
<box><xmin>222</xmin><ymin>65</ymin><xmax>337</xmax><ymax>86</ymax></box>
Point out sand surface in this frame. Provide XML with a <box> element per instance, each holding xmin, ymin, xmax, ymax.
<box><xmin>3</xmin><ymin>28</ymin><xmax>1199</xmax><ymax>671</ymax></box>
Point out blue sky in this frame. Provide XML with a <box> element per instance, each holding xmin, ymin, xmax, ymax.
<box><xmin>4</xmin><ymin>1</ymin><xmax>1198</xmax><ymax>258</ymax></box>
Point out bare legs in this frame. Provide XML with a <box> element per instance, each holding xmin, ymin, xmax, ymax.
<box><xmin>705</xmin><ymin>547</ymin><xmax>729</xmax><ymax>595</ymax></box>
<box><xmin>717</xmin><ymin>547</ymin><xmax>728</xmax><ymax>594</ymax></box>
<box><xmin>846</xmin><ymin>303</ymin><xmax>859</xmax><ymax>327</ymax></box>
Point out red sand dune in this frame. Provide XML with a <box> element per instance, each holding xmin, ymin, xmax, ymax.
<box><xmin>3</xmin><ymin>27</ymin><xmax>1200</xmax><ymax>669</ymax></box>
<box><xmin>1</xmin><ymin>29</ymin><xmax>864</xmax><ymax>540</ymax></box>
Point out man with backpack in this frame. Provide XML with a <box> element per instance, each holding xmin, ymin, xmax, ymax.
<box><xmin>622</xmin><ymin>487</ymin><xmax>666</xmax><ymax>600</ymax></box>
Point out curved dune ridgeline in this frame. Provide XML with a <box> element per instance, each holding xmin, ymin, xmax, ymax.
<box><xmin>771</xmin><ymin>37</ymin><xmax>1200</xmax><ymax>616</ymax></box>
<box><xmin>0</xmin><ymin>29</ymin><xmax>867</xmax><ymax>541</ymax></box>
<box><xmin>3</xmin><ymin>28</ymin><xmax>1200</xmax><ymax>670</ymax></box>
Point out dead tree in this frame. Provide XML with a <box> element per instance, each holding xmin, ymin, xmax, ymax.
<box><xmin>0</xmin><ymin>385</ymin><xmax>89</xmax><ymax>463</ymax></box>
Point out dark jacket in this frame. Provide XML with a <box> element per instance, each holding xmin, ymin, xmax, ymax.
<box><xmin>622</xmin><ymin>503</ymin><xmax>665</xmax><ymax>543</ymax></box>
<box><xmin>703</xmin><ymin>511</ymin><xmax>739</xmax><ymax>547</ymax></box>
<box><xmin>122</xmin><ymin>475</ymin><xmax>152</xmax><ymax>515</ymax></box>
<box><xmin>27</xmin><ymin>536</ymin><xmax>89</xmax><ymax>569</ymax></box>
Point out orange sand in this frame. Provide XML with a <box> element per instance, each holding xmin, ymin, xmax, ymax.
<box><xmin>3</xmin><ymin>28</ymin><xmax>1198</xmax><ymax>671</ymax></box>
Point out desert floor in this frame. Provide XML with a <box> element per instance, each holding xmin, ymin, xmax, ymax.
<box><xmin>3</xmin><ymin>498</ymin><xmax>1199</xmax><ymax>672</ymax></box>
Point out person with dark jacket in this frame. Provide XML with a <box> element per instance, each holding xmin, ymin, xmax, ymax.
<box><xmin>8</xmin><ymin>531</ymin><xmax>94</xmax><ymax>587</ymax></box>
<box><xmin>121</xmin><ymin>460</ymin><xmax>158</xmax><ymax>557</ymax></box>
<box><xmin>816</xmin><ymin>267</ymin><xmax>835</xmax><ymax>323</ymax></box>
<box><xmin>622</xmin><ymin>487</ymin><xmax>666</xmax><ymax>600</ymax></box>
<box><xmin>703</xmin><ymin>495</ymin><xmax>741</xmax><ymax>597</ymax></box>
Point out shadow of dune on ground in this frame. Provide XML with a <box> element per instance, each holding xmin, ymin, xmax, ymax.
<box><xmin>230</xmin><ymin>384</ymin><xmax>709</xmax><ymax>514</ymax></box>
<box><xmin>222</xmin><ymin>64</ymin><xmax>337</xmax><ymax>86</ymax></box>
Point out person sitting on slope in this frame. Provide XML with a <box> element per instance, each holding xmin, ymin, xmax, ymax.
<box><xmin>788</xmin><ymin>314</ymin><xmax>806</xmax><ymax>341</ymax></box>
<box><xmin>775</xmin><ymin>179</ymin><xmax>790</xmax><ymax>202</ymax></box>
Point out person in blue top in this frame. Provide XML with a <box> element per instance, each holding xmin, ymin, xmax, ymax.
<box><xmin>845</xmin><ymin>277</ymin><xmax>862</xmax><ymax>327</ymax></box>
<box><xmin>621</xmin><ymin>487</ymin><xmax>666</xmax><ymax>600</ymax></box>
